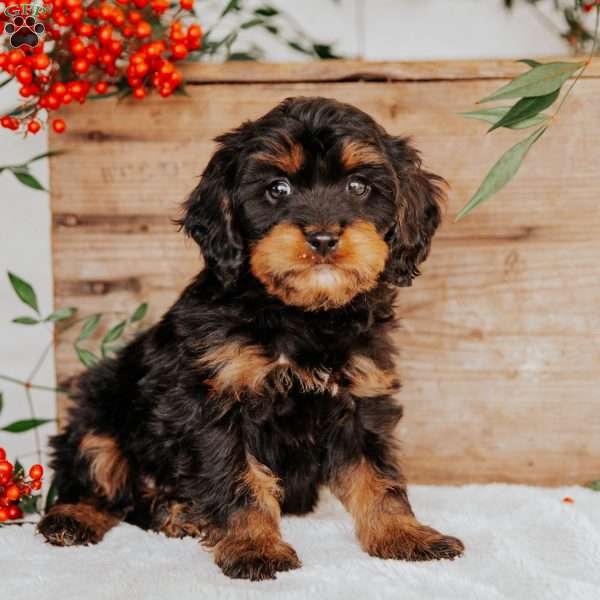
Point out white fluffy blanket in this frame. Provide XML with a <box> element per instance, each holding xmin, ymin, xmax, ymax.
<box><xmin>3</xmin><ymin>485</ymin><xmax>600</xmax><ymax>600</ymax></box>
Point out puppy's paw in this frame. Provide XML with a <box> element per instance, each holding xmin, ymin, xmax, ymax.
<box><xmin>408</xmin><ymin>529</ymin><xmax>464</xmax><ymax>561</ymax></box>
<box><xmin>364</xmin><ymin>519</ymin><xmax>464</xmax><ymax>562</ymax></box>
<box><xmin>37</xmin><ymin>513</ymin><xmax>100</xmax><ymax>547</ymax></box>
<box><xmin>37</xmin><ymin>503</ymin><xmax>118</xmax><ymax>547</ymax></box>
<box><xmin>215</xmin><ymin>538</ymin><xmax>301</xmax><ymax>581</ymax></box>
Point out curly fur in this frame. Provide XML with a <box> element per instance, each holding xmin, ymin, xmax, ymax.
<box><xmin>39</xmin><ymin>97</ymin><xmax>462</xmax><ymax>580</ymax></box>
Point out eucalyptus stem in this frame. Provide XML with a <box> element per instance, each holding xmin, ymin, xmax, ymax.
<box><xmin>528</xmin><ymin>1</ymin><xmax>565</xmax><ymax>37</ymax></box>
<box><xmin>0</xmin><ymin>374</ymin><xmax>66</xmax><ymax>394</ymax></box>
<box><xmin>56</xmin><ymin>310</ymin><xmax>128</xmax><ymax>334</ymax></box>
<box><xmin>24</xmin><ymin>386</ymin><xmax>42</xmax><ymax>465</ymax></box>
<box><xmin>551</xmin><ymin>5</ymin><xmax>600</xmax><ymax>119</ymax></box>
<box><xmin>27</xmin><ymin>339</ymin><xmax>54</xmax><ymax>383</ymax></box>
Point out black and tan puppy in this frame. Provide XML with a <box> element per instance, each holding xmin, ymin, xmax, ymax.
<box><xmin>38</xmin><ymin>97</ymin><xmax>464</xmax><ymax>580</ymax></box>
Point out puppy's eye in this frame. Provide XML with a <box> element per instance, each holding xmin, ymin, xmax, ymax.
<box><xmin>347</xmin><ymin>178</ymin><xmax>369</xmax><ymax>197</ymax></box>
<box><xmin>267</xmin><ymin>179</ymin><xmax>292</xmax><ymax>201</ymax></box>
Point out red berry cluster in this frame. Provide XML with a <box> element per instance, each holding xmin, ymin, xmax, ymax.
<box><xmin>0</xmin><ymin>447</ymin><xmax>44</xmax><ymax>522</ymax></box>
<box><xmin>583</xmin><ymin>1</ymin><xmax>600</xmax><ymax>12</ymax></box>
<box><xmin>0</xmin><ymin>0</ymin><xmax>203</xmax><ymax>134</ymax></box>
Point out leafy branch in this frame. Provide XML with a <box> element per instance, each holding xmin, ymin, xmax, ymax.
<box><xmin>505</xmin><ymin>0</ymin><xmax>600</xmax><ymax>54</ymax></box>
<box><xmin>457</xmin><ymin>4</ymin><xmax>599</xmax><ymax>220</ymax></box>
<box><xmin>1</xmin><ymin>271</ymin><xmax>149</xmax><ymax>471</ymax></box>
<box><xmin>193</xmin><ymin>1</ymin><xmax>340</xmax><ymax>62</ymax></box>
<box><xmin>0</xmin><ymin>151</ymin><xmax>64</xmax><ymax>192</ymax></box>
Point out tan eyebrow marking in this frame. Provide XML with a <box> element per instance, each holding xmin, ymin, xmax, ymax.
<box><xmin>341</xmin><ymin>140</ymin><xmax>386</xmax><ymax>171</ymax></box>
<box><xmin>253</xmin><ymin>141</ymin><xmax>304</xmax><ymax>175</ymax></box>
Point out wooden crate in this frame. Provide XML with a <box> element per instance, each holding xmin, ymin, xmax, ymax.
<box><xmin>50</xmin><ymin>60</ymin><xmax>600</xmax><ymax>485</ymax></box>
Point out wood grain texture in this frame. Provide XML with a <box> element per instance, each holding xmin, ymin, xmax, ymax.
<box><xmin>177</xmin><ymin>59</ymin><xmax>600</xmax><ymax>83</ymax></box>
<box><xmin>50</xmin><ymin>60</ymin><xmax>600</xmax><ymax>485</ymax></box>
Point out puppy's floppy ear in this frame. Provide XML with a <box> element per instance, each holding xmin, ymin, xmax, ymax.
<box><xmin>382</xmin><ymin>136</ymin><xmax>445</xmax><ymax>287</ymax></box>
<box><xmin>178</xmin><ymin>130</ymin><xmax>247</xmax><ymax>288</ymax></box>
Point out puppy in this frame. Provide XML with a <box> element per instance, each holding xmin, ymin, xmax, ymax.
<box><xmin>38</xmin><ymin>97</ymin><xmax>464</xmax><ymax>580</ymax></box>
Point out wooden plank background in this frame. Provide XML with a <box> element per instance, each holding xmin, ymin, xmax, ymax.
<box><xmin>50</xmin><ymin>60</ymin><xmax>600</xmax><ymax>485</ymax></box>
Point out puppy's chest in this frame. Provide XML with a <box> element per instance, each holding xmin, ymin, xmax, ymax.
<box><xmin>198</xmin><ymin>332</ymin><xmax>399</xmax><ymax>402</ymax></box>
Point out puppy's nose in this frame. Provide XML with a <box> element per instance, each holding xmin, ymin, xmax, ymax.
<box><xmin>305</xmin><ymin>231</ymin><xmax>339</xmax><ymax>257</ymax></box>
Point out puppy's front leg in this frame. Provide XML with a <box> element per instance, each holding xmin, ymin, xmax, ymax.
<box><xmin>330</xmin><ymin>455</ymin><xmax>464</xmax><ymax>561</ymax></box>
<box><xmin>213</xmin><ymin>454</ymin><xmax>300</xmax><ymax>581</ymax></box>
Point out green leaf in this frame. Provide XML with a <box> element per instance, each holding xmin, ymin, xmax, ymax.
<box><xmin>287</xmin><ymin>40</ymin><xmax>312</xmax><ymax>55</ymax></box>
<box><xmin>2</xmin><ymin>418</ymin><xmax>53</xmax><ymax>433</ymax></box>
<box><xmin>479</xmin><ymin>61</ymin><xmax>584</xmax><ymax>103</ymax></box>
<box><xmin>44</xmin><ymin>478</ymin><xmax>59</xmax><ymax>512</ymax></box>
<box><xmin>220</xmin><ymin>0</ymin><xmax>240</xmax><ymax>17</ymax></box>
<box><xmin>77</xmin><ymin>314</ymin><xmax>101</xmax><ymax>341</ymax></box>
<box><xmin>45</xmin><ymin>307</ymin><xmax>76</xmax><ymax>322</ymax></box>
<box><xmin>76</xmin><ymin>347</ymin><xmax>99</xmax><ymax>368</ymax></box>
<box><xmin>102</xmin><ymin>342</ymin><xmax>125</xmax><ymax>359</ymax></box>
<box><xmin>12</xmin><ymin>169</ymin><xmax>46</xmax><ymax>191</ymax></box>
<box><xmin>103</xmin><ymin>341</ymin><xmax>126</xmax><ymax>356</ymax></box>
<box><xmin>102</xmin><ymin>320</ymin><xmax>126</xmax><ymax>345</ymax></box>
<box><xmin>456</xmin><ymin>126</ymin><xmax>547</xmax><ymax>221</ymax></box>
<box><xmin>488</xmin><ymin>88</ymin><xmax>560</xmax><ymax>132</ymax></box>
<box><xmin>517</xmin><ymin>59</ymin><xmax>542</xmax><ymax>68</ymax></box>
<box><xmin>117</xmin><ymin>87</ymin><xmax>133</xmax><ymax>101</ymax></box>
<box><xmin>587</xmin><ymin>480</ymin><xmax>600</xmax><ymax>491</ymax></box>
<box><xmin>173</xmin><ymin>85</ymin><xmax>190</xmax><ymax>97</ymax></box>
<box><xmin>0</xmin><ymin>391</ymin><xmax>3</xmax><ymax>415</ymax></box>
<box><xmin>224</xmin><ymin>31</ymin><xmax>238</xmax><ymax>52</ymax></box>
<box><xmin>227</xmin><ymin>52</ymin><xmax>257</xmax><ymax>61</ymax></box>
<box><xmin>13</xmin><ymin>460</ymin><xmax>24</xmax><ymax>479</ymax></box>
<box><xmin>130</xmin><ymin>303</ymin><xmax>148</xmax><ymax>323</ymax></box>
<box><xmin>460</xmin><ymin>107</ymin><xmax>549</xmax><ymax>129</ymax></box>
<box><xmin>8</xmin><ymin>272</ymin><xmax>39</xmax><ymax>314</ymax></box>
<box><xmin>12</xmin><ymin>316</ymin><xmax>40</xmax><ymax>325</ymax></box>
<box><xmin>241</xmin><ymin>18</ymin><xmax>265</xmax><ymax>29</ymax></box>
<box><xmin>19</xmin><ymin>493</ymin><xmax>42</xmax><ymax>515</ymax></box>
<box><xmin>254</xmin><ymin>5</ymin><xmax>278</xmax><ymax>17</ymax></box>
<box><xmin>313</xmin><ymin>44</ymin><xmax>340</xmax><ymax>60</ymax></box>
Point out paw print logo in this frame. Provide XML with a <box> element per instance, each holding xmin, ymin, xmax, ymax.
<box><xmin>5</xmin><ymin>15</ymin><xmax>45</xmax><ymax>49</ymax></box>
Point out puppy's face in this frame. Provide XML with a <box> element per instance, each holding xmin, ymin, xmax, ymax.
<box><xmin>243</xmin><ymin>136</ymin><xmax>394</xmax><ymax>310</ymax></box>
<box><xmin>181</xmin><ymin>97</ymin><xmax>444</xmax><ymax>310</ymax></box>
